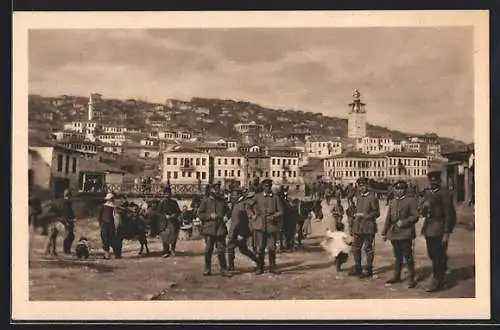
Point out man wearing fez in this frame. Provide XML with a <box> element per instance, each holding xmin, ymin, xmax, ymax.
<box><xmin>348</xmin><ymin>177</ymin><xmax>380</xmax><ymax>278</ymax></box>
<box><xmin>381</xmin><ymin>181</ymin><xmax>420</xmax><ymax>288</ymax></box>
<box><xmin>250</xmin><ymin>179</ymin><xmax>285</xmax><ymax>275</ymax></box>
<box><xmin>157</xmin><ymin>187</ymin><xmax>182</xmax><ymax>258</ymax></box>
<box><xmin>227</xmin><ymin>188</ymin><xmax>261</xmax><ymax>272</ymax></box>
<box><xmin>197</xmin><ymin>183</ymin><xmax>232</xmax><ymax>277</ymax></box>
<box><xmin>421</xmin><ymin>170</ymin><xmax>457</xmax><ymax>292</ymax></box>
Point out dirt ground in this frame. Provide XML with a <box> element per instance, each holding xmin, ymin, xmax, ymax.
<box><xmin>28</xmin><ymin>198</ymin><xmax>476</xmax><ymax>301</ymax></box>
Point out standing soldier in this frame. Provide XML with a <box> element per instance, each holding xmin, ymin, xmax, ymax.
<box><xmin>197</xmin><ymin>183</ymin><xmax>232</xmax><ymax>277</ymax></box>
<box><xmin>329</xmin><ymin>198</ymin><xmax>345</xmax><ymax>232</ymax></box>
<box><xmin>347</xmin><ymin>183</ymin><xmax>356</xmax><ymax>206</ymax></box>
<box><xmin>227</xmin><ymin>188</ymin><xmax>261</xmax><ymax>273</ymax></box>
<box><xmin>381</xmin><ymin>181</ymin><xmax>420</xmax><ymax>288</ymax></box>
<box><xmin>157</xmin><ymin>187</ymin><xmax>182</xmax><ymax>258</ymax></box>
<box><xmin>348</xmin><ymin>177</ymin><xmax>380</xmax><ymax>279</ymax></box>
<box><xmin>345</xmin><ymin>199</ymin><xmax>357</xmax><ymax>236</ymax></box>
<box><xmin>421</xmin><ymin>170</ymin><xmax>457</xmax><ymax>292</ymax></box>
<box><xmin>250</xmin><ymin>179</ymin><xmax>285</xmax><ymax>275</ymax></box>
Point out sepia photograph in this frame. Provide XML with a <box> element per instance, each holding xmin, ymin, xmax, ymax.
<box><xmin>12</xmin><ymin>10</ymin><xmax>489</xmax><ymax>320</ymax></box>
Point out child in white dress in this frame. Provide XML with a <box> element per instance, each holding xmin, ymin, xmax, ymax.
<box><xmin>320</xmin><ymin>222</ymin><xmax>352</xmax><ymax>273</ymax></box>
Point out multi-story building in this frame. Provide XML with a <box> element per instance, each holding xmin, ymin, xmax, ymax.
<box><xmin>102</xmin><ymin>125</ymin><xmax>128</xmax><ymax>134</ymax></box>
<box><xmin>385</xmin><ymin>151</ymin><xmax>428</xmax><ymax>181</ymax></box>
<box><xmin>328</xmin><ymin>151</ymin><xmax>388</xmax><ymax>184</ymax></box>
<box><xmin>269</xmin><ymin>150</ymin><xmax>301</xmax><ymax>186</ymax></box>
<box><xmin>210</xmin><ymin>151</ymin><xmax>246</xmax><ymax>186</ymax></box>
<box><xmin>28</xmin><ymin>144</ymin><xmax>86</xmax><ymax>197</ymax></box>
<box><xmin>56</xmin><ymin>138</ymin><xmax>99</xmax><ymax>159</ymax></box>
<box><xmin>305</xmin><ymin>137</ymin><xmax>343</xmax><ymax>158</ymax></box>
<box><xmin>162</xmin><ymin>146</ymin><xmax>210</xmax><ymax>184</ymax></box>
<box><xmin>96</xmin><ymin>133</ymin><xmax>127</xmax><ymax>146</ymax></box>
<box><xmin>356</xmin><ymin>135</ymin><xmax>395</xmax><ymax>154</ymax></box>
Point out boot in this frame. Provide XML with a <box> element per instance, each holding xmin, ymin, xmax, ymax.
<box><xmin>227</xmin><ymin>251</ymin><xmax>235</xmax><ymax>271</ymax></box>
<box><xmin>348</xmin><ymin>251</ymin><xmax>362</xmax><ymax>276</ymax></box>
<box><xmin>360</xmin><ymin>251</ymin><xmax>374</xmax><ymax>278</ymax></box>
<box><xmin>425</xmin><ymin>274</ymin><xmax>444</xmax><ymax>292</ymax></box>
<box><xmin>268</xmin><ymin>251</ymin><xmax>281</xmax><ymax>274</ymax></box>
<box><xmin>218</xmin><ymin>253</ymin><xmax>232</xmax><ymax>277</ymax></box>
<box><xmin>203</xmin><ymin>252</ymin><xmax>212</xmax><ymax>276</ymax></box>
<box><xmin>406</xmin><ymin>264</ymin><xmax>417</xmax><ymax>289</ymax></box>
<box><xmin>386</xmin><ymin>262</ymin><xmax>402</xmax><ymax>284</ymax></box>
<box><xmin>255</xmin><ymin>252</ymin><xmax>265</xmax><ymax>275</ymax></box>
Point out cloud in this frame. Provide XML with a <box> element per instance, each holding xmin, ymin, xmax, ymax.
<box><xmin>28</xmin><ymin>27</ymin><xmax>474</xmax><ymax>142</ymax></box>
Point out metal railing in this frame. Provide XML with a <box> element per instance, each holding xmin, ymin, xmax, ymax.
<box><xmin>102</xmin><ymin>183</ymin><xmax>208</xmax><ymax>197</ymax></box>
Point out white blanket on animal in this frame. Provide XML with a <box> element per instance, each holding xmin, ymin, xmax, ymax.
<box><xmin>320</xmin><ymin>230</ymin><xmax>352</xmax><ymax>259</ymax></box>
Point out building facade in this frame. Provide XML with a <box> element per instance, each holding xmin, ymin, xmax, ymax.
<box><xmin>385</xmin><ymin>152</ymin><xmax>428</xmax><ymax>181</ymax></box>
<box><xmin>210</xmin><ymin>151</ymin><xmax>246</xmax><ymax>186</ymax></box>
<box><xmin>305</xmin><ymin>137</ymin><xmax>343</xmax><ymax>158</ymax></box>
<box><xmin>329</xmin><ymin>151</ymin><xmax>387</xmax><ymax>184</ymax></box>
<box><xmin>162</xmin><ymin>147</ymin><xmax>210</xmax><ymax>184</ymax></box>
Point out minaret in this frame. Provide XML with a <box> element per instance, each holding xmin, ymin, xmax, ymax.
<box><xmin>88</xmin><ymin>94</ymin><xmax>94</xmax><ymax>121</ymax></box>
<box><xmin>347</xmin><ymin>89</ymin><xmax>367</xmax><ymax>139</ymax></box>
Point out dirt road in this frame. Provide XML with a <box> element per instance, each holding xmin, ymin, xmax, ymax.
<box><xmin>29</xmin><ymin>199</ymin><xmax>475</xmax><ymax>300</ymax></box>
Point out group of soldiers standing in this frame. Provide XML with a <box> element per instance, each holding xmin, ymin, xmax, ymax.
<box><xmin>325</xmin><ymin>169</ymin><xmax>457</xmax><ymax>293</ymax></box>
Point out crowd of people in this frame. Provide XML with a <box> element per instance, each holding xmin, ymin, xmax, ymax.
<box><xmin>29</xmin><ymin>167</ymin><xmax>458</xmax><ymax>293</ymax></box>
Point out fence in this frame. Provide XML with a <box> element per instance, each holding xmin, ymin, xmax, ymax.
<box><xmin>102</xmin><ymin>183</ymin><xmax>208</xmax><ymax>198</ymax></box>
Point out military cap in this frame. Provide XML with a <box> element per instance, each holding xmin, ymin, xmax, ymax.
<box><xmin>356</xmin><ymin>177</ymin><xmax>368</xmax><ymax>185</ymax></box>
<box><xmin>261</xmin><ymin>179</ymin><xmax>273</xmax><ymax>186</ymax></box>
<box><xmin>393</xmin><ymin>180</ymin><xmax>408</xmax><ymax>189</ymax></box>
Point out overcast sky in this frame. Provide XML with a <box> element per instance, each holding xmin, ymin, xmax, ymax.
<box><xmin>29</xmin><ymin>27</ymin><xmax>474</xmax><ymax>142</ymax></box>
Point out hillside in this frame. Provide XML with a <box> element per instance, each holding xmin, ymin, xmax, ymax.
<box><xmin>27</xmin><ymin>94</ymin><xmax>467</xmax><ymax>152</ymax></box>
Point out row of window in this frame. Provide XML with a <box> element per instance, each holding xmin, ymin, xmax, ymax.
<box><xmin>217</xmin><ymin>158</ymin><xmax>242</xmax><ymax>166</ymax></box>
<box><xmin>165</xmin><ymin>157</ymin><xmax>208</xmax><ymax>166</ymax></box>
<box><xmin>327</xmin><ymin>168</ymin><xmax>428</xmax><ymax>178</ymax></box>
<box><xmin>165</xmin><ymin>171</ymin><xmax>207</xmax><ymax>180</ymax></box>
<box><xmin>271</xmin><ymin>158</ymin><xmax>297</xmax><ymax>166</ymax></box>
<box><xmin>388</xmin><ymin>158</ymin><xmax>427</xmax><ymax>166</ymax></box>
<box><xmin>327</xmin><ymin>160</ymin><xmax>387</xmax><ymax>168</ymax></box>
<box><xmin>217</xmin><ymin>169</ymin><xmax>242</xmax><ymax>177</ymax></box>
<box><xmin>56</xmin><ymin>154</ymin><xmax>77</xmax><ymax>174</ymax></box>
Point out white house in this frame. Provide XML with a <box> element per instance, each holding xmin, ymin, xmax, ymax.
<box><xmin>329</xmin><ymin>151</ymin><xmax>387</xmax><ymax>184</ymax></box>
<box><xmin>210</xmin><ymin>151</ymin><xmax>246</xmax><ymax>186</ymax></box>
<box><xmin>385</xmin><ymin>151</ymin><xmax>428</xmax><ymax>181</ymax></box>
<box><xmin>305</xmin><ymin>137</ymin><xmax>343</xmax><ymax>158</ymax></box>
<box><xmin>162</xmin><ymin>146</ymin><xmax>210</xmax><ymax>184</ymax></box>
<box><xmin>269</xmin><ymin>150</ymin><xmax>301</xmax><ymax>186</ymax></box>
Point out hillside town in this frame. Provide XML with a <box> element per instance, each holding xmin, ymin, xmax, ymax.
<box><xmin>29</xmin><ymin>90</ymin><xmax>474</xmax><ymax>206</ymax></box>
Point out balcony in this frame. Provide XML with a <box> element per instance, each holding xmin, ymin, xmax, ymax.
<box><xmin>180</xmin><ymin>164</ymin><xmax>196</xmax><ymax>171</ymax></box>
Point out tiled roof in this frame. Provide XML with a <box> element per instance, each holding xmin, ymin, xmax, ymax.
<box><xmin>331</xmin><ymin>151</ymin><xmax>386</xmax><ymax>159</ymax></box>
<box><xmin>80</xmin><ymin>159</ymin><xmax>125</xmax><ymax>173</ymax></box>
<box><xmin>382</xmin><ymin>151</ymin><xmax>429</xmax><ymax>158</ymax></box>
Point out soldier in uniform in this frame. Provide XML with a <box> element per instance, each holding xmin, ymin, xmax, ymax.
<box><xmin>157</xmin><ymin>187</ymin><xmax>182</xmax><ymax>258</ymax></box>
<box><xmin>421</xmin><ymin>170</ymin><xmax>457</xmax><ymax>292</ymax></box>
<box><xmin>197</xmin><ymin>183</ymin><xmax>232</xmax><ymax>277</ymax></box>
<box><xmin>329</xmin><ymin>197</ymin><xmax>345</xmax><ymax>232</ymax></box>
<box><xmin>227</xmin><ymin>188</ymin><xmax>261</xmax><ymax>272</ymax></box>
<box><xmin>348</xmin><ymin>177</ymin><xmax>380</xmax><ymax>278</ymax></box>
<box><xmin>381</xmin><ymin>181</ymin><xmax>420</xmax><ymax>288</ymax></box>
<box><xmin>250</xmin><ymin>179</ymin><xmax>285</xmax><ymax>275</ymax></box>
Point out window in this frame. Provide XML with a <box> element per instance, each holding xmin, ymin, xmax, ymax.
<box><xmin>237</xmin><ymin>159</ymin><xmax>241</xmax><ymax>166</ymax></box>
<box><xmin>218</xmin><ymin>170</ymin><xmax>221</xmax><ymax>177</ymax></box>
<box><xmin>218</xmin><ymin>159</ymin><xmax>222</xmax><ymax>165</ymax></box>
<box><xmin>202</xmin><ymin>172</ymin><xmax>206</xmax><ymax>180</ymax></box>
<box><xmin>173</xmin><ymin>158</ymin><xmax>177</xmax><ymax>165</ymax></box>
<box><xmin>277</xmin><ymin>159</ymin><xmax>281</xmax><ymax>165</ymax></box>
<box><xmin>167</xmin><ymin>171</ymin><xmax>171</xmax><ymax>179</ymax></box>
<box><xmin>231</xmin><ymin>170</ymin><xmax>235</xmax><ymax>177</ymax></box>
<box><xmin>231</xmin><ymin>159</ymin><xmax>235</xmax><ymax>165</ymax></box>
<box><xmin>64</xmin><ymin>155</ymin><xmax>70</xmax><ymax>173</ymax></box>
<box><xmin>196</xmin><ymin>158</ymin><xmax>200</xmax><ymax>166</ymax></box>
<box><xmin>72</xmin><ymin>157</ymin><xmax>77</xmax><ymax>173</ymax></box>
<box><xmin>224</xmin><ymin>170</ymin><xmax>228</xmax><ymax>177</ymax></box>
<box><xmin>173</xmin><ymin>172</ymin><xmax>178</xmax><ymax>179</ymax></box>
<box><xmin>272</xmin><ymin>159</ymin><xmax>276</xmax><ymax>165</ymax></box>
<box><xmin>224</xmin><ymin>158</ymin><xmax>228</xmax><ymax>165</ymax></box>
<box><xmin>237</xmin><ymin>170</ymin><xmax>241</xmax><ymax>177</ymax></box>
<box><xmin>272</xmin><ymin>171</ymin><xmax>275</xmax><ymax>177</ymax></box>
<box><xmin>182</xmin><ymin>172</ymin><xmax>186</xmax><ymax>177</ymax></box>
<box><xmin>202</xmin><ymin>158</ymin><xmax>206</xmax><ymax>166</ymax></box>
